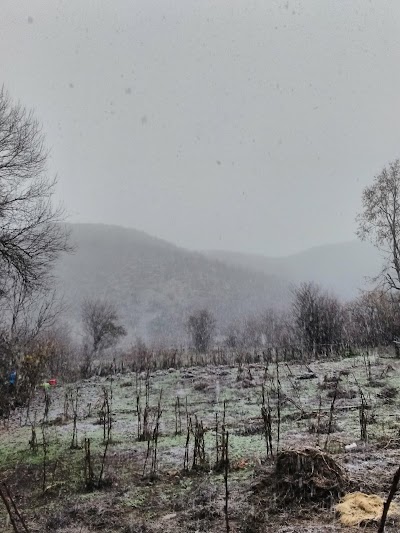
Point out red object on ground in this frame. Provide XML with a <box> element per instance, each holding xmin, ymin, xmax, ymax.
<box><xmin>48</xmin><ymin>379</ymin><xmax>57</xmax><ymax>387</ymax></box>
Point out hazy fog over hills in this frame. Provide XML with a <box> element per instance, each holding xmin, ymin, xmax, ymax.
<box><xmin>56</xmin><ymin>224</ymin><xmax>288</xmax><ymax>343</ymax></box>
<box><xmin>2</xmin><ymin>2</ymin><xmax>398</xmax><ymax>347</ymax></box>
<box><xmin>56</xmin><ymin>224</ymin><xmax>383</xmax><ymax>343</ymax></box>
<box><xmin>207</xmin><ymin>241</ymin><xmax>382</xmax><ymax>300</ymax></box>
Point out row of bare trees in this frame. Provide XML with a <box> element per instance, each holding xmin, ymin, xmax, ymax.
<box><xmin>186</xmin><ymin>284</ymin><xmax>400</xmax><ymax>356</ymax></box>
<box><xmin>291</xmin><ymin>284</ymin><xmax>400</xmax><ymax>353</ymax></box>
<box><xmin>188</xmin><ymin>158</ymin><xmax>400</xmax><ymax>356</ymax></box>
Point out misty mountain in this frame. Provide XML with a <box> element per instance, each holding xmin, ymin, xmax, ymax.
<box><xmin>55</xmin><ymin>224</ymin><xmax>288</xmax><ymax>343</ymax></box>
<box><xmin>55</xmin><ymin>225</ymin><xmax>384</xmax><ymax>344</ymax></box>
<box><xmin>207</xmin><ymin>241</ymin><xmax>383</xmax><ymax>300</ymax></box>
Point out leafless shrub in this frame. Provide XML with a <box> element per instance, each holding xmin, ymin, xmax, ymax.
<box><xmin>80</xmin><ymin>299</ymin><xmax>126</xmax><ymax>376</ymax></box>
<box><xmin>186</xmin><ymin>309</ymin><xmax>216</xmax><ymax>353</ymax></box>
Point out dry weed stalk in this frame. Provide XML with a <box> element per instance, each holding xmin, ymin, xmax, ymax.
<box><xmin>142</xmin><ymin>390</ymin><xmax>163</xmax><ymax>479</ymax></box>
<box><xmin>378</xmin><ymin>465</ymin><xmax>400</xmax><ymax>533</ymax></box>
<box><xmin>0</xmin><ymin>483</ymin><xmax>30</xmax><ymax>532</ymax></box>
<box><xmin>84</xmin><ymin>438</ymin><xmax>94</xmax><ymax>490</ymax></box>
<box><xmin>354</xmin><ymin>376</ymin><xmax>370</xmax><ymax>442</ymax></box>
<box><xmin>183</xmin><ymin>416</ymin><xmax>192</xmax><ymax>472</ymax></box>
<box><xmin>174</xmin><ymin>396</ymin><xmax>182</xmax><ymax>435</ymax></box>
<box><xmin>359</xmin><ymin>389</ymin><xmax>369</xmax><ymax>442</ymax></box>
<box><xmin>41</xmin><ymin>423</ymin><xmax>48</xmax><ymax>493</ymax></box>
<box><xmin>70</xmin><ymin>387</ymin><xmax>81</xmax><ymax>449</ymax></box>
<box><xmin>192</xmin><ymin>416</ymin><xmax>207</xmax><ymax>471</ymax></box>
<box><xmin>28</xmin><ymin>411</ymin><xmax>38</xmax><ymax>454</ymax></box>
<box><xmin>41</xmin><ymin>389</ymin><xmax>51</xmax><ymax>493</ymax></box>
<box><xmin>215</xmin><ymin>401</ymin><xmax>229</xmax><ymax>472</ymax></box>
<box><xmin>223</xmin><ymin>431</ymin><xmax>230</xmax><ymax>533</ymax></box>
<box><xmin>261</xmin><ymin>384</ymin><xmax>273</xmax><ymax>457</ymax></box>
<box><xmin>275</xmin><ymin>358</ymin><xmax>281</xmax><ymax>454</ymax></box>
<box><xmin>137</xmin><ymin>372</ymin><xmax>151</xmax><ymax>441</ymax></box>
<box><xmin>324</xmin><ymin>374</ymin><xmax>340</xmax><ymax>450</ymax></box>
<box><xmin>315</xmin><ymin>395</ymin><xmax>323</xmax><ymax>447</ymax></box>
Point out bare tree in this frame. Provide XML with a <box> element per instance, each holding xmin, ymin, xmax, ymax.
<box><xmin>345</xmin><ymin>290</ymin><xmax>400</xmax><ymax>349</ymax></box>
<box><xmin>292</xmin><ymin>282</ymin><xmax>344</xmax><ymax>354</ymax></box>
<box><xmin>0</xmin><ymin>87</ymin><xmax>70</xmax><ymax>290</ymax></box>
<box><xmin>225</xmin><ymin>320</ymin><xmax>242</xmax><ymax>349</ymax></box>
<box><xmin>258</xmin><ymin>308</ymin><xmax>288</xmax><ymax>348</ymax></box>
<box><xmin>241</xmin><ymin>315</ymin><xmax>262</xmax><ymax>349</ymax></box>
<box><xmin>357</xmin><ymin>159</ymin><xmax>400</xmax><ymax>291</ymax></box>
<box><xmin>225</xmin><ymin>311</ymin><xmax>292</xmax><ymax>351</ymax></box>
<box><xmin>186</xmin><ymin>309</ymin><xmax>216</xmax><ymax>353</ymax></box>
<box><xmin>0</xmin><ymin>88</ymin><xmax>70</xmax><ymax>388</ymax></box>
<box><xmin>2</xmin><ymin>276</ymin><xmax>63</xmax><ymax>341</ymax></box>
<box><xmin>81</xmin><ymin>299</ymin><xmax>126</xmax><ymax>354</ymax></box>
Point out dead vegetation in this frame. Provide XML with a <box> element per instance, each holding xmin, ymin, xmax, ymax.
<box><xmin>336</xmin><ymin>492</ymin><xmax>400</xmax><ymax>527</ymax></box>
<box><xmin>1</xmin><ymin>352</ymin><xmax>400</xmax><ymax>532</ymax></box>
<box><xmin>274</xmin><ymin>448</ymin><xmax>347</xmax><ymax>504</ymax></box>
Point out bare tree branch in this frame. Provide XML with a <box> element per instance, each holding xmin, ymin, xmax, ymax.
<box><xmin>0</xmin><ymin>87</ymin><xmax>71</xmax><ymax>290</ymax></box>
<box><xmin>81</xmin><ymin>299</ymin><xmax>126</xmax><ymax>354</ymax></box>
<box><xmin>357</xmin><ymin>159</ymin><xmax>400</xmax><ymax>291</ymax></box>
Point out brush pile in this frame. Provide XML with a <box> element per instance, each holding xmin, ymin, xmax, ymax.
<box><xmin>275</xmin><ymin>448</ymin><xmax>347</xmax><ymax>504</ymax></box>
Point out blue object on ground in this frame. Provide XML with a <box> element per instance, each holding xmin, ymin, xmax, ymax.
<box><xmin>9</xmin><ymin>371</ymin><xmax>16</xmax><ymax>385</ymax></box>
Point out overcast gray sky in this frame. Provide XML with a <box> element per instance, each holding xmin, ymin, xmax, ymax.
<box><xmin>1</xmin><ymin>0</ymin><xmax>400</xmax><ymax>256</ymax></box>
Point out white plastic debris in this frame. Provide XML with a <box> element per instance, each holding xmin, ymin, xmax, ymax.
<box><xmin>345</xmin><ymin>442</ymin><xmax>357</xmax><ymax>451</ymax></box>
